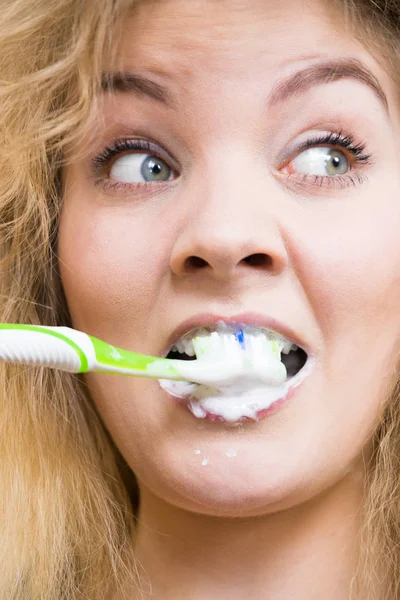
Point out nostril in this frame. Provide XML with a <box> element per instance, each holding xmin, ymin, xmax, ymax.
<box><xmin>242</xmin><ymin>253</ymin><xmax>272</xmax><ymax>268</ymax></box>
<box><xmin>184</xmin><ymin>256</ymin><xmax>209</xmax><ymax>270</ymax></box>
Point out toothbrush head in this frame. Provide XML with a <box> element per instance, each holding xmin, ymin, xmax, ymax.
<box><xmin>173</xmin><ymin>328</ymin><xmax>287</xmax><ymax>389</ymax></box>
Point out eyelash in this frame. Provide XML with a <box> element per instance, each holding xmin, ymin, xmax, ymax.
<box><xmin>90</xmin><ymin>130</ymin><xmax>373</xmax><ymax>193</ymax></box>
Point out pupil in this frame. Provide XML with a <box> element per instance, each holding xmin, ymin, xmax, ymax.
<box><xmin>331</xmin><ymin>156</ymin><xmax>340</xmax><ymax>168</ymax></box>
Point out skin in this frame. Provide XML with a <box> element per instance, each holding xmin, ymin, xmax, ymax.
<box><xmin>58</xmin><ymin>0</ymin><xmax>400</xmax><ymax>597</ymax></box>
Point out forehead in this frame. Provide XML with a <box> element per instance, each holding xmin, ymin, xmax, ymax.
<box><xmin>99</xmin><ymin>0</ymin><xmax>397</xmax><ymax>129</ymax></box>
<box><xmin>111</xmin><ymin>0</ymin><xmax>374</xmax><ymax>76</ymax></box>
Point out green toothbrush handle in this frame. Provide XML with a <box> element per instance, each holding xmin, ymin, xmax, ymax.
<box><xmin>0</xmin><ymin>324</ymin><xmax>182</xmax><ymax>380</ymax></box>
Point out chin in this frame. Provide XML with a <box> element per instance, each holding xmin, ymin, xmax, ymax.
<box><xmin>139</xmin><ymin>451</ymin><xmax>322</xmax><ymax>518</ymax></box>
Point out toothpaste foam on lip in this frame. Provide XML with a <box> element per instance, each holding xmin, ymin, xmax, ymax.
<box><xmin>187</xmin><ymin>384</ymin><xmax>287</xmax><ymax>423</ymax></box>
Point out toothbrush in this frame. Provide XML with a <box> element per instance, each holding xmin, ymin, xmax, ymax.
<box><xmin>0</xmin><ymin>324</ymin><xmax>287</xmax><ymax>388</ymax></box>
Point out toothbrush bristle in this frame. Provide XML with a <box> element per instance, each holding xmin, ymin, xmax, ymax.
<box><xmin>191</xmin><ymin>330</ymin><xmax>285</xmax><ymax>366</ymax></box>
<box><xmin>192</xmin><ymin>330</ymin><xmax>256</xmax><ymax>364</ymax></box>
<box><xmin>192</xmin><ymin>335</ymin><xmax>213</xmax><ymax>359</ymax></box>
<box><xmin>271</xmin><ymin>339</ymin><xmax>280</xmax><ymax>357</ymax></box>
<box><xmin>169</xmin><ymin>329</ymin><xmax>288</xmax><ymax>387</ymax></box>
<box><xmin>234</xmin><ymin>329</ymin><xmax>245</xmax><ymax>349</ymax></box>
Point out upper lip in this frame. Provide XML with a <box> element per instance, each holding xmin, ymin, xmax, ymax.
<box><xmin>164</xmin><ymin>311</ymin><xmax>309</xmax><ymax>355</ymax></box>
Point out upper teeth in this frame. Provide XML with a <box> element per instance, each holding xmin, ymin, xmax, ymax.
<box><xmin>171</xmin><ymin>338</ymin><xmax>196</xmax><ymax>357</ymax></box>
<box><xmin>169</xmin><ymin>327</ymin><xmax>298</xmax><ymax>358</ymax></box>
<box><xmin>282</xmin><ymin>342</ymin><xmax>297</xmax><ymax>354</ymax></box>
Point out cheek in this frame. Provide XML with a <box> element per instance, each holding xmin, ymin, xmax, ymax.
<box><xmin>286</xmin><ymin>194</ymin><xmax>400</xmax><ymax>424</ymax></box>
<box><xmin>288</xmin><ymin>195</ymin><xmax>400</xmax><ymax>344</ymax></box>
<box><xmin>57</xmin><ymin>201</ymin><xmax>168</xmax><ymax>340</ymax></box>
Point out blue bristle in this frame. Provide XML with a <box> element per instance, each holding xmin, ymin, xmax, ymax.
<box><xmin>235</xmin><ymin>329</ymin><xmax>245</xmax><ymax>349</ymax></box>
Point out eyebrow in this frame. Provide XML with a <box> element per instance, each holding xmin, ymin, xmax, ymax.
<box><xmin>101</xmin><ymin>72</ymin><xmax>173</xmax><ymax>106</ymax></box>
<box><xmin>101</xmin><ymin>57</ymin><xmax>388</xmax><ymax>114</ymax></box>
<box><xmin>267</xmin><ymin>58</ymin><xmax>388</xmax><ymax>113</ymax></box>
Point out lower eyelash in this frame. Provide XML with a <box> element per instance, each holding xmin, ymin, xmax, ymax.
<box><xmin>287</xmin><ymin>171</ymin><xmax>369</xmax><ymax>189</ymax></box>
<box><xmin>94</xmin><ymin>178</ymin><xmax>171</xmax><ymax>195</ymax></box>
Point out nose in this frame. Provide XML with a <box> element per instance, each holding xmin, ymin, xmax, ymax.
<box><xmin>169</xmin><ymin>156</ymin><xmax>289</xmax><ymax>281</ymax></box>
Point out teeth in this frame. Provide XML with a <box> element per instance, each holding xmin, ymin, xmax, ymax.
<box><xmin>282</xmin><ymin>341</ymin><xmax>296</xmax><ymax>354</ymax></box>
<box><xmin>170</xmin><ymin>339</ymin><xmax>195</xmax><ymax>356</ymax></box>
<box><xmin>169</xmin><ymin>326</ymin><xmax>299</xmax><ymax>359</ymax></box>
<box><xmin>183</xmin><ymin>339</ymin><xmax>195</xmax><ymax>357</ymax></box>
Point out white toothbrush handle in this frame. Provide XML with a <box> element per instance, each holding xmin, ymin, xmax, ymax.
<box><xmin>0</xmin><ymin>326</ymin><xmax>96</xmax><ymax>372</ymax></box>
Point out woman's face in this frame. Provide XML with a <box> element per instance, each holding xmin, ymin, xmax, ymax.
<box><xmin>59</xmin><ymin>0</ymin><xmax>400</xmax><ymax>516</ymax></box>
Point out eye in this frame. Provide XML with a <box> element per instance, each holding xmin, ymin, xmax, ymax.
<box><xmin>109</xmin><ymin>153</ymin><xmax>173</xmax><ymax>183</ymax></box>
<box><xmin>290</xmin><ymin>147</ymin><xmax>350</xmax><ymax>176</ymax></box>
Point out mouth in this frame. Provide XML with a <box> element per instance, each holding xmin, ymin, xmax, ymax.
<box><xmin>165</xmin><ymin>324</ymin><xmax>308</xmax><ymax>381</ymax></box>
<box><xmin>160</xmin><ymin>319</ymin><xmax>311</xmax><ymax>424</ymax></box>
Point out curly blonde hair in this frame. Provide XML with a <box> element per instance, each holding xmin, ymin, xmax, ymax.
<box><xmin>0</xmin><ymin>1</ymin><xmax>399</xmax><ymax>598</ymax></box>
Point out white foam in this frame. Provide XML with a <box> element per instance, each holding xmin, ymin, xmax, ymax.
<box><xmin>159</xmin><ymin>356</ymin><xmax>313</xmax><ymax>424</ymax></box>
<box><xmin>188</xmin><ymin>385</ymin><xmax>285</xmax><ymax>423</ymax></box>
<box><xmin>225</xmin><ymin>449</ymin><xmax>237</xmax><ymax>457</ymax></box>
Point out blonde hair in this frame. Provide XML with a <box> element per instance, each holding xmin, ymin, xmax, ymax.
<box><xmin>0</xmin><ymin>1</ymin><xmax>139</xmax><ymax>598</ymax></box>
<box><xmin>0</xmin><ymin>0</ymin><xmax>399</xmax><ymax>598</ymax></box>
